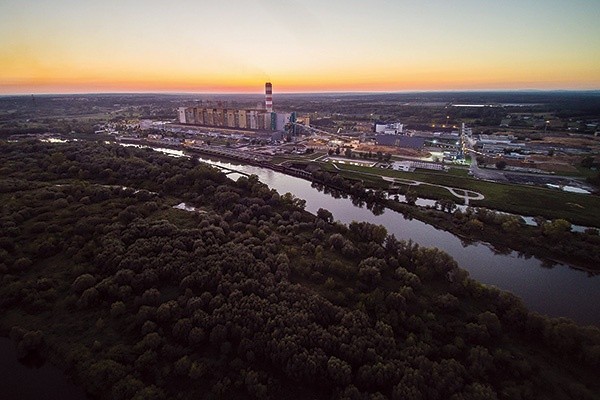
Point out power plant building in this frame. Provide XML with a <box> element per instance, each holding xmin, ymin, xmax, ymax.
<box><xmin>177</xmin><ymin>82</ymin><xmax>292</xmax><ymax>132</ymax></box>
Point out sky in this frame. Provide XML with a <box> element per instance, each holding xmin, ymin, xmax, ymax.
<box><xmin>1</xmin><ymin>0</ymin><xmax>599</xmax><ymax>94</ymax></box>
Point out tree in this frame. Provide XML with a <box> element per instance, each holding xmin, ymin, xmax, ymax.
<box><xmin>111</xmin><ymin>375</ymin><xmax>145</xmax><ymax>400</ymax></box>
<box><xmin>189</xmin><ymin>361</ymin><xmax>207</xmax><ymax>380</ymax></box>
<box><xmin>71</xmin><ymin>273</ymin><xmax>96</xmax><ymax>293</ymax></box>
<box><xmin>542</xmin><ymin>219</ymin><xmax>571</xmax><ymax>238</ymax></box>
<box><xmin>349</xmin><ymin>221</ymin><xmax>387</xmax><ymax>244</ymax></box>
<box><xmin>209</xmin><ymin>324</ymin><xmax>227</xmax><ymax>345</ymax></box>
<box><xmin>188</xmin><ymin>327</ymin><xmax>205</xmax><ymax>347</ymax></box>
<box><xmin>327</xmin><ymin>356</ymin><xmax>352</xmax><ymax>386</ymax></box>
<box><xmin>466</xmin><ymin>219</ymin><xmax>484</xmax><ymax>232</ymax></box>
<box><xmin>12</xmin><ymin>257</ymin><xmax>32</xmax><ymax>271</ymax></box>
<box><xmin>461</xmin><ymin>383</ymin><xmax>498</xmax><ymax>400</ymax></box>
<box><xmin>495</xmin><ymin>160</ymin><xmax>507</xmax><ymax>170</ymax></box>
<box><xmin>358</xmin><ymin>257</ymin><xmax>386</xmax><ymax>288</ymax></box>
<box><xmin>12</xmin><ymin>328</ymin><xmax>44</xmax><ymax>359</ymax></box>
<box><xmin>110</xmin><ymin>301</ymin><xmax>126</xmax><ymax>318</ymax></box>
<box><xmin>77</xmin><ymin>287</ymin><xmax>99</xmax><ymax>308</ymax></box>
<box><xmin>281</xmin><ymin>192</ymin><xmax>306</xmax><ymax>211</ymax></box>
<box><xmin>329</xmin><ymin>233</ymin><xmax>345</xmax><ymax>250</ymax></box>
<box><xmin>405</xmin><ymin>189</ymin><xmax>417</xmax><ymax>206</ymax></box>
<box><xmin>132</xmin><ymin>385</ymin><xmax>165</xmax><ymax>400</ymax></box>
<box><xmin>477</xmin><ymin>311</ymin><xmax>502</xmax><ymax>338</ymax></box>
<box><xmin>439</xmin><ymin>199</ymin><xmax>457</xmax><ymax>213</ymax></box>
<box><xmin>317</xmin><ymin>208</ymin><xmax>334</xmax><ymax>223</ymax></box>
<box><xmin>86</xmin><ymin>360</ymin><xmax>128</xmax><ymax>395</ymax></box>
<box><xmin>135</xmin><ymin>350</ymin><xmax>158</xmax><ymax>375</ymax></box>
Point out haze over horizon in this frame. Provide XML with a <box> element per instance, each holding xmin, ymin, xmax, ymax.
<box><xmin>1</xmin><ymin>0</ymin><xmax>599</xmax><ymax>95</ymax></box>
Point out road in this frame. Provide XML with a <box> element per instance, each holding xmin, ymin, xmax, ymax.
<box><xmin>383</xmin><ymin>176</ymin><xmax>485</xmax><ymax>205</ymax></box>
<box><xmin>331</xmin><ymin>163</ymin><xmax>485</xmax><ymax>205</ymax></box>
<box><xmin>469</xmin><ymin>156</ymin><xmax>508</xmax><ymax>181</ymax></box>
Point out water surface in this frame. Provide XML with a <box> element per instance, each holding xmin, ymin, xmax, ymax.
<box><xmin>198</xmin><ymin>156</ymin><xmax>600</xmax><ymax>326</ymax></box>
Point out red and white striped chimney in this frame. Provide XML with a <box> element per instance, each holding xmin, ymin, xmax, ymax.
<box><xmin>265</xmin><ymin>82</ymin><xmax>273</xmax><ymax>112</ymax></box>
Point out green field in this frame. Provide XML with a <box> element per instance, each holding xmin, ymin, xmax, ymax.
<box><xmin>321</xmin><ymin>162</ymin><xmax>600</xmax><ymax>227</ymax></box>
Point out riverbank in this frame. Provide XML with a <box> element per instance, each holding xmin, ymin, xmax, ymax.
<box><xmin>382</xmin><ymin>199</ymin><xmax>600</xmax><ymax>274</ymax></box>
<box><xmin>191</xmin><ymin>154</ymin><xmax>600</xmax><ymax>326</ymax></box>
<box><xmin>171</xmin><ymin>141</ymin><xmax>599</xmax><ymax>273</ymax></box>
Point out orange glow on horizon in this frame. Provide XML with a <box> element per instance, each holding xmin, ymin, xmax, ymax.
<box><xmin>1</xmin><ymin>1</ymin><xmax>599</xmax><ymax>95</ymax></box>
<box><xmin>2</xmin><ymin>60</ymin><xmax>599</xmax><ymax>94</ymax></box>
<box><xmin>2</xmin><ymin>50</ymin><xmax>598</xmax><ymax>94</ymax></box>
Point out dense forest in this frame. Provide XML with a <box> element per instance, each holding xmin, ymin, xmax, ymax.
<box><xmin>1</xmin><ymin>140</ymin><xmax>599</xmax><ymax>400</ymax></box>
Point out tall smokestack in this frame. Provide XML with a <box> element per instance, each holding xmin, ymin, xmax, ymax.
<box><xmin>265</xmin><ymin>82</ymin><xmax>273</xmax><ymax>112</ymax></box>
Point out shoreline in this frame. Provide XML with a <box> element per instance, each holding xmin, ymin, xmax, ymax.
<box><xmin>123</xmin><ymin>139</ymin><xmax>599</xmax><ymax>275</ymax></box>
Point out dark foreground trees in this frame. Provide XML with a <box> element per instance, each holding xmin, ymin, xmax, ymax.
<box><xmin>0</xmin><ymin>140</ymin><xmax>599</xmax><ymax>400</ymax></box>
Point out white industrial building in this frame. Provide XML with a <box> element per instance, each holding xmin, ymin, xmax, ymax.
<box><xmin>375</xmin><ymin>122</ymin><xmax>404</xmax><ymax>135</ymax></box>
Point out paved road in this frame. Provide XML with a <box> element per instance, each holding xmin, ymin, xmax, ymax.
<box><xmin>469</xmin><ymin>157</ymin><xmax>507</xmax><ymax>181</ymax></box>
<box><xmin>383</xmin><ymin>176</ymin><xmax>484</xmax><ymax>205</ymax></box>
<box><xmin>331</xmin><ymin>163</ymin><xmax>485</xmax><ymax>205</ymax></box>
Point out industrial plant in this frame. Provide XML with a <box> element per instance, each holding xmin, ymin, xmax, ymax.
<box><xmin>177</xmin><ymin>82</ymin><xmax>294</xmax><ymax>132</ymax></box>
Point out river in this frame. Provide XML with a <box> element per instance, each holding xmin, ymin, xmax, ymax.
<box><xmin>4</xmin><ymin>141</ymin><xmax>595</xmax><ymax>398</ymax></box>
<box><xmin>194</xmin><ymin>155</ymin><xmax>600</xmax><ymax>326</ymax></box>
<box><xmin>121</xmin><ymin>145</ymin><xmax>600</xmax><ymax>326</ymax></box>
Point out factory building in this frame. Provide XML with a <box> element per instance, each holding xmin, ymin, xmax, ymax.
<box><xmin>375</xmin><ymin>122</ymin><xmax>404</xmax><ymax>135</ymax></box>
<box><xmin>376</xmin><ymin>135</ymin><xmax>425</xmax><ymax>149</ymax></box>
<box><xmin>177</xmin><ymin>82</ymin><xmax>292</xmax><ymax>132</ymax></box>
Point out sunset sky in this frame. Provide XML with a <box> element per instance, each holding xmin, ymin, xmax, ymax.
<box><xmin>1</xmin><ymin>0</ymin><xmax>599</xmax><ymax>94</ymax></box>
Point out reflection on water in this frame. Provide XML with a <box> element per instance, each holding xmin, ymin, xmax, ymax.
<box><xmin>196</xmin><ymin>156</ymin><xmax>600</xmax><ymax>326</ymax></box>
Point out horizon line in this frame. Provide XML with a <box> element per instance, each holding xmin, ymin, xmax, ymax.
<box><xmin>1</xmin><ymin>88</ymin><xmax>600</xmax><ymax>97</ymax></box>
